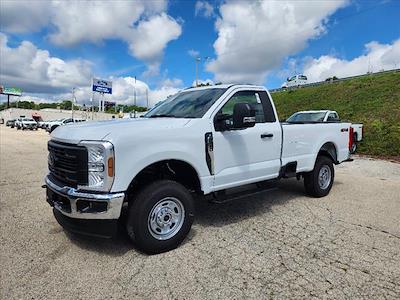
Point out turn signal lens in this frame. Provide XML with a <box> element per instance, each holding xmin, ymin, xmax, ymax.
<box><xmin>108</xmin><ymin>157</ymin><xmax>114</xmax><ymax>177</ymax></box>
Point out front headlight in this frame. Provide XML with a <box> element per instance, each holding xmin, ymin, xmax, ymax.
<box><xmin>78</xmin><ymin>141</ymin><xmax>114</xmax><ymax>192</ymax></box>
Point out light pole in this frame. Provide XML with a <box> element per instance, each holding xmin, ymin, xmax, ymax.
<box><xmin>72</xmin><ymin>87</ymin><xmax>76</xmax><ymax>119</ymax></box>
<box><xmin>195</xmin><ymin>57</ymin><xmax>201</xmax><ymax>87</ymax></box>
<box><xmin>133</xmin><ymin>76</ymin><xmax>137</xmax><ymax>118</ymax></box>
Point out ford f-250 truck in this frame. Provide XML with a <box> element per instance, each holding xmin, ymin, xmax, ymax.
<box><xmin>45</xmin><ymin>84</ymin><xmax>353</xmax><ymax>254</ymax></box>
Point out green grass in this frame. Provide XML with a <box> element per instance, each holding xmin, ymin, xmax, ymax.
<box><xmin>272</xmin><ymin>71</ymin><xmax>400</xmax><ymax>157</ymax></box>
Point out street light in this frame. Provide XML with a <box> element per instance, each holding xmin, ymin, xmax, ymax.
<box><xmin>72</xmin><ymin>87</ymin><xmax>76</xmax><ymax>119</ymax></box>
<box><xmin>195</xmin><ymin>57</ymin><xmax>201</xmax><ymax>87</ymax></box>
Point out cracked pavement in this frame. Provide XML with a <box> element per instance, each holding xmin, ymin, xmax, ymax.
<box><xmin>1</xmin><ymin>126</ymin><xmax>399</xmax><ymax>299</ymax></box>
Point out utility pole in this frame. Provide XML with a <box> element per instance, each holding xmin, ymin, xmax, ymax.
<box><xmin>146</xmin><ymin>88</ymin><xmax>149</xmax><ymax>109</ymax></box>
<box><xmin>134</xmin><ymin>76</ymin><xmax>137</xmax><ymax>118</ymax></box>
<box><xmin>72</xmin><ymin>87</ymin><xmax>76</xmax><ymax>119</ymax></box>
<box><xmin>195</xmin><ymin>57</ymin><xmax>201</xmax><ymax>87</ymax></box>
<box><xmin>91</xmin><ymin>92</ymin><xmax>94</xmax><ymax>120</ymax></box>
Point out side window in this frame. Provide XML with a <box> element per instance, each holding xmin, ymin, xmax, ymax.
<box><xmin>258</xmin><ymin>91</ymin><xmax>276</xmax><ymax>122</ymax></box>
<box><xmin>327</xmin><ymin>113</ymin><xmax>338</xmax><ymax>122</ymax></box>
<box><xmin>221</xmin><ymin>91</ymin><xmax>265</xmax><ymax>123</ymax></box>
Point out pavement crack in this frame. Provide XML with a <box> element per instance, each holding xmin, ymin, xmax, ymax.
<box><xmin>337</xmin><ymin>219</ymin><xmax>400</xmax><ymax>240</ymax></box>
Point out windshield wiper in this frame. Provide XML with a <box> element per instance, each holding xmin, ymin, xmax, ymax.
<box><xmin>148</xmin><ymin>114</ymin><xmax>178</xmax><ymax>118</ymax></box>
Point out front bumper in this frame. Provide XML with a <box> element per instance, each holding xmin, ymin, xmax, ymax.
<box><xmin>53</xmin><ymin>208</ymin><xmax>118</xmax><ymax>238</ymax></box>
<box><xmin>23</xmin><ymin>124</ymin><xmax>36</xmax><ymax>129</ymax></box>
<box><xmin>45</xmin><ymin>175</ymin><xmax>125</xmax><ymax>220</ymax></box>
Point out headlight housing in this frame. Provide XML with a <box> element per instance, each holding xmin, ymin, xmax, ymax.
<box><xmin>77</xmin><ymin>141</ymin><xmax>115</xmax><ymax>192</ymax></box>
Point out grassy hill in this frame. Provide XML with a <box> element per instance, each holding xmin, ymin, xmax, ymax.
<box><xmin>272</xmin><ymin>71</ymin><xmax>400</xmax><ymax>157</ymax></box>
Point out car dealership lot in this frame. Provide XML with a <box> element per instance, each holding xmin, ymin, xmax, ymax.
<box><xmin>1</xmin><ymin>126</ymin><xmax>399</xmax><ymax>299</ymax></box>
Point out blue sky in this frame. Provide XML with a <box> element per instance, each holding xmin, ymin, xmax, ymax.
<box><xmin>0</xmin><ymin>0</ymin><xmax>399</xmax><ymax>106</ymax></box>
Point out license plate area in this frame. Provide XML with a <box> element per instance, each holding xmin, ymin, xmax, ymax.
<box><xmin>46</xmin><ymin>188</ymin><xmax>72</xmax><ymax>213</ymax></box>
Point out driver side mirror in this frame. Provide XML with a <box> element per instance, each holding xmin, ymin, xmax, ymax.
<box><xmin>232</xmin><ymin>102</ymin><xmax>256</xmax><ymax>129</ymax></box>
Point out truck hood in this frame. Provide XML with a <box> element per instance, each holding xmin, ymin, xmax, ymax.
<box><xmin>51</xmin><ymin>118</ymin><xmax>192</xmax><ymax>144</ymax></box>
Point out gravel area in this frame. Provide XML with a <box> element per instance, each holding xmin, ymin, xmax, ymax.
<box><xmin>1</xmin><ymin>125</ymin><xmax>399</xmax><ymax>299</ymax></box>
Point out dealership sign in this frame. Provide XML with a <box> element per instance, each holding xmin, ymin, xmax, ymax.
<box><xmin>92</xmin><ymin>78</ymin><xmax>112</xmax><ymax>94</ymax></box>
<box><xmin>0</xmin><ymin>86</ymin><xmax>22</xmax><ymax>96</ymax></box>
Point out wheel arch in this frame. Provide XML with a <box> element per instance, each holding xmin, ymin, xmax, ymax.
<box><xmin>318</xmin><ymin>142</ymin><xmax>338</xmax><ymax>164</ymax></box>
<box><xmin>126</xmin><ymin>159</ymin><xmax>203</xmax><ymax>201</ymax></box>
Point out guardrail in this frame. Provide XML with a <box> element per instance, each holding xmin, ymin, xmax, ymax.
<box><xmin>269</xmin><ymin>68</ymin><xmax>400</xmax><ymax>93</ymax></box>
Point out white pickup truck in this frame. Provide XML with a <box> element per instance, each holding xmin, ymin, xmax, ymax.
<box><xmin>46</xmin><ymin>117</ymin><xmax>86</xmax><ymax>133</ymax></box>
<box><xmin>286</xmin><ymin>110</ymin><xmax>363</xmax><ymax>153</ymax></box>
<box><xmin>45</xmin><ymin>85</ymin><xmax>353</xmax><ymax>253</ymax></box>
<box><xmin>15</xmin><ymin>117</ymin><xmax>38</xmax><ymax>130</ymax></box>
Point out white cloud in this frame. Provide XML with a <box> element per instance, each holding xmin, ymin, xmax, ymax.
<box><xmin>206</xmin><ymin>0</ymin><xmax>348</xmax><ymax>84</ymax></box>
<box><xmin>188</xmin><ymin>49</ymin><xmax>200</xmax><ymax>58</ymax></box>
<box><xmin>0</xmin><ymin>33</ymin><xmax>182</xmax><ymax>107</ymax></box>
<box><xmin>0</xmin><ymin>1</ymin><xmax>52</xmax><ymax>33</ymax></box>
<box><xmin>302</xmin><ymin>39</ymin><xmax>400</xmax><ymax>82</ymax></box>
<box><xmin>191</xmin><ymin>78</ymin><xmax>214</xmax><ymax>87</ymax></box>
<box><xmin>0</xmin><ymin>33</ymin><xmax>92</xmax><ymax>94</ymax></box>
<box><xmin>195</xmin><ymin>1</ymin><xmax>215</xmax><ymax>18</ymax></box>
<box><xmin>127</xmin><ymin>13</ymin><xmax>182</xmax><ymax>75</ymax></box>
<box><xmin>0</xmin><ymin>0</ymin><xmax>180</xmax><ymax>75</ymax></box>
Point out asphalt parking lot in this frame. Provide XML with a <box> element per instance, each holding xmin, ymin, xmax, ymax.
<box><xmin>1</xmin><ymin>125</ymin><xmax>399</xmax><ymax>299</ymax></box>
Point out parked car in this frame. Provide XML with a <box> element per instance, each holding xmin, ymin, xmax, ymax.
<box><xmin>45</xmin><ymin>84</ymin><xmax>353</xmax><ymax>254</ymax></box>
<box><xmin>37</xmin><ymin>121</ymin><xmax>47</xmax><ymax>129</ymax></box>
<box><xmin>15</xmin><ymin>118</ymin><xmax>38</xmax><ymax>130</ymax></box>
<box><xmin>286</xmin><ymin>110</ymin><xmax>363</xmax><ymax>153</ymax></box>
<box><xmin>46</xmin><ymin>118</ymin><xmax>86</xmax><ymax>133</ymax></box>
<box><xmin>6</xmin><ymin>119</ymin><xmax>16</xmax><ymax>128</ymax></box>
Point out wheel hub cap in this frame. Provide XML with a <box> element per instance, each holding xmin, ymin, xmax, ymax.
<box><xmin>318</xmin><ymin>165</ymin><xmax>332</xmax><ymax>190</ymax></box>
<box><xmin>148</xmin><ymin>197</ymin><xmax>185</xmax><ymax>240</ymax></box>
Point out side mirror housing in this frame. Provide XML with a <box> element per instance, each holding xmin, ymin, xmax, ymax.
<box><xmin>232</xmin><ymin>102</ymin><xmax>256</xmax><ymax>129</ymax></box>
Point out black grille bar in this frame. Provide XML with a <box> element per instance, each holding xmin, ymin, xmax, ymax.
<box><xmin>48</xmin><ymin>140</ymin><xmax>88</xmax><ymax>188</ymax></box>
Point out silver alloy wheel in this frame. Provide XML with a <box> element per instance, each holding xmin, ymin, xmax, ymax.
<box><xmin>318</xmin><ymin>165</ymin><xmax>332</xmax><ymax>190</ymax></box>
<box><xmin>148</xmin><ymin>197</ymin><xmax>185</xmax><ymax>240</ymax></box>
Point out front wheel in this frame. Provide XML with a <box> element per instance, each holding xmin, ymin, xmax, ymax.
<box><xmin>304</xmin><ymin>156</ymin><xmax>335</xmax><ymax>197</ymax></box>
<box><xmin>126</xmin><ymin>180</ymin><xmax>195</xmax><ymax>254</ymax></box>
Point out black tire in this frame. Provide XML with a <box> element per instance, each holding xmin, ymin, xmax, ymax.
<box><xmin>304</xmin><ymin>156</ymin><xmax>335</xmax><ymax>198</ymax></box>
<box><xmin>126</xmin><ymin>180</ymin><xmax>195</xmax><ymax>254</ymax></box>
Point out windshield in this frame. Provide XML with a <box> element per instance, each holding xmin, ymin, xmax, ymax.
<box><xmin>23</xmin><ymin>118</ymin><xmax>35</xmax><ymax>122</ymax></box>
<box><xmin>287</xmin><ymin>112</ymin><xmax>327</xmax><ymax>122</ymax></box>
<box><xmin>145</xmin><ymin>88</ymin><xmax>227</xmax><ymax>118</ymax></box>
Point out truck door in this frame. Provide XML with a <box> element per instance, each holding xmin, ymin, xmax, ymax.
<box><xmin>212</xmin><ymin>90</ymin><xmax>282</xmax><ymax>190</ymax></box>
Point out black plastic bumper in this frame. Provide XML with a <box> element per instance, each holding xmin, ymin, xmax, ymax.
<box><xmin>53</xmin><ymin>208</ymin><xmax>118</xmax><ymax>238</ymax></box>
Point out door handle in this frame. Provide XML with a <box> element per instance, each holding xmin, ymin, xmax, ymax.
<box><xmin>261</xmin><ymin>133</ymin><xmax>274</xmax><ymax>138</ymax></box>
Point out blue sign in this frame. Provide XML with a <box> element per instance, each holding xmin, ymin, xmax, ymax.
<box><xmin>92</xmin><ymin>78</ymin><xmax>112</xmax><ymax>94</ymax></box>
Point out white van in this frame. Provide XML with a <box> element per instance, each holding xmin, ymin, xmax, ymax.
<box><xmin>282</xmin><ymin>74</ymin><xmax>308</xmax><ymax>88</ymax></box>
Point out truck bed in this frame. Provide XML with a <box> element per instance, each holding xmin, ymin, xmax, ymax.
<box><xmin>281</xmin><ymin>122</ymin><xmax>351</xmax><ymax>173</ymax></box>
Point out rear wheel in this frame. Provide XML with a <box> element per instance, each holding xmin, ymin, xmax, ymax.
<box><xmin>304</xmin><ymin>156</ymin><xmax>334</xmax><ymax>197</ymax></box>
<box><xmin>350</xmin><ymin>133</ymin><xmax>357</xmax><ymax>153</ymax></box>
<box><xmin>126</xmin><ymin>180</ymin><xmax>194</xmax><ymax>254</ymax></box>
